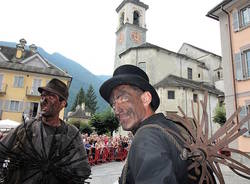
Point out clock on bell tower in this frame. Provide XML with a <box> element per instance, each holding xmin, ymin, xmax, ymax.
<box><xmin>114</xmin><ymin>0</ymin><xmax>148</xmax><ymax>69</ymax></box>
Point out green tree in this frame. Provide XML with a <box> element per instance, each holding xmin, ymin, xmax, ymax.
<box><xmin>67</xmin><ymin>119</ymin><xmax>93</xmax><ymax>135</ymax></box>
<box><xmin>102</xmin><ymin>108</ymin><xmax>119</xmax><ymax>135</ymax></box>
<box><xmin>90</xmin><ymin>108</ymin><xmax>119</xmax><ymax>135</ymax></box>
<box><xmin>90</xmin><ymin>113</ymin><xmax>107</xmax><ymax>135</ymax></box>
<box><xmin>213</xmin><ymin>103</ymin><xmax>226</xmax><ymax>126</ymax></box>
<box><xmin>71</xmin><ymin>87</ymin><xmax>85</xmax><ymax>111</ymax></box>
<box><xmin>85</xmin><ymin>85</ymin><xmax>98</xmax><ymax>114</ymax></box>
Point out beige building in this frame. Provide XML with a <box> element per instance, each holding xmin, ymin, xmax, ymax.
<box><xmin>207</xmin><ymin>0</ymin><xmax>250</xmax><ymax>152</ymax></box>
<box><xmin>0</xmin><ymin>39</ymin><xmax>72</xmax><ymax>123</ymax></box>
<box><xmin>114</xmin><ymin>0</ymin><xmax>224</xmax><ymax>136</ymax></box>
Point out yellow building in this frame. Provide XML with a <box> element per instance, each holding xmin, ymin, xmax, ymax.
<box><xmin>0</xmin><ymin>39</ymin><xmax>72</xmax><ymax>123</ymax></box>
<box><xmin>207</xmin><ymin>0</ymin><xmax>250</xmax><ymax>152</ymax></box>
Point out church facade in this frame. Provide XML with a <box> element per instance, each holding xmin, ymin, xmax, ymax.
<box><xmin>114</xmin><ymin>0</ymin><xmax>224</xmax><ymax>136</ymax></box>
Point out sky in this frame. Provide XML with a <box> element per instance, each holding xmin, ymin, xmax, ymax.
<box><xmin>1</xmin><ymin>0</ymin><xmax>222</xmax><ymax>75</ymax></box>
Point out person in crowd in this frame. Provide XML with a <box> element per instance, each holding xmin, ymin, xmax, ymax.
<box><xmin>99</xmin><ymin>64</ymin><xmax>199</xmax><ymax>184</ymax></box>
<box><xmin>0</xmin><ymin>78</ymin><xmax>91</xmax><ymax>184</ymax></box>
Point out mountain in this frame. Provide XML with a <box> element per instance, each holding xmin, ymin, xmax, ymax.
<box><xmin>0</xmin><ymin>41</ymin><xmax>111</xmax><ymax>113</ymax></box>
<box><xmin>97</xmin><ymin>75</ymin><xmax>111</xmax><ymax>82</ymax></box>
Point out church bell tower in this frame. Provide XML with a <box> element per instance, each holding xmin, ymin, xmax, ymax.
<box><xmin>114</xmin><ymin>0</ymin><xmax>148</xmax><ymax>69</ymax></box>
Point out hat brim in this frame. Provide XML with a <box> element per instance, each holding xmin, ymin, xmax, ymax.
<box><xmin>99</xmin><ymin>74</ymin><xmax>160</xmax><ymax>111</ymax></box>
<box><xmin>38</xmin><ymin>87</ymin><xmax>68</xmax><ymax>107</ymax></box>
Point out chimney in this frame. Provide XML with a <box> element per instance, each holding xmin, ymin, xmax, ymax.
<box><xmin>29</xmin><ymin>44</ymin><xmax>37</xmax><ymax>54</ymax></box>
<box><xmin>15</xmin><ymin>43</ymin><xmax>24</xmax><ymax>59</ymax></box>
<box><xmin>19</xmin><ymin>38</ymin><xmax>27</xmax><ymax>47</ymax></box>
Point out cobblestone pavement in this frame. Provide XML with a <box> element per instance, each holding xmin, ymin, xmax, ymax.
<box><xmin>86</xmin><ymin>161</ymin><xmax>124</xmax><ymax>184</ymax></box>
<box><xmin>86</xmin><ymin>159</ymin><xmax>250</xmax><ymax>184</ymax></box>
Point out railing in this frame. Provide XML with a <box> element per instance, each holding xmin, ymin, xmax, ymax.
<box><xmin>26</xmin><ymin>86</ymin><xmax>40</xmax><ymax>97</ymax></box>
<box><xmin>0</xmin><ymin>84</ymin><xmax>7</xmax><ymax>95</ymax></box>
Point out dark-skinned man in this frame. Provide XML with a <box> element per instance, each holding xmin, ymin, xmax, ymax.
<box><xmin>100</xmin><ymin>65</ymin><xmax>204</xmax><ymax>184</ymax></box>
<box><xmin>0</xmin><ymin>78</ymin><xmax>91</xmax><ymax>184</ymax></box>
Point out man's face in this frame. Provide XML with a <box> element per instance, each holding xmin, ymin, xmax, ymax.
<box><xmin>110</xmin><ymin>85</ymin><xmax>146</xmax><ymax>131</ymax></box>
<box><xmin>40</xmin><ymin>90</ymin><xmax>63</xmax><ymax>118</ymax></box>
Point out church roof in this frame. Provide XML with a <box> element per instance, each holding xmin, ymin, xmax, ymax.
<box><xmin>0</xmin><ymin>46</ymin><xmax>71</xmax><ymax>78</ymax></box>
<box><xmin>179</xmin><ymin>43</ymin><xmax>221</xmax><ymax>59</ymax></box>
<box><xmin>116</xmin><ymin>0</ymin><xmax>149</xmax><ymax>12</ymax></box>
<box><xmin>68</xmin><ymin>105</ymin><xmax>91</xmax><ymax>119</ymax></box>
<box><xmin>119</xmin><ymin>42</ymin><xmax>209</xmax><ymax>70</ymax></box>
<box><xmin>154</xmin><ymin>74</ymin><xmax>224</xmax><ymax>96</ymax></box>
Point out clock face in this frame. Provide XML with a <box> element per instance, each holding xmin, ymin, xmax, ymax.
<box><xmin>118</xmin><ymin>32</ymin><xmax>124</xmax><ymax>44</ymax></box>
<box><xmin>131</xmin><ymin>31</ymin><xmax>141</xmax><ymax>43</ymax></box>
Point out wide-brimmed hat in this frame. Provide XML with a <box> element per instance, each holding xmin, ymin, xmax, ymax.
<box><xmin>38</xmin><ymin>78</ymin><xmax>69</xmax><ymax>107</ymax></box>
<box><xmin>99</xmin><ymin>64</ymin><xmax>160</xmax><ymax>111</ymax></box>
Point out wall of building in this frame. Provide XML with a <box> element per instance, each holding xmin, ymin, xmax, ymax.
<box><xmin>156</xmin><ymin>86</ymin><xmax>220</xmax><ymax>137</ymax></box>
<box><xmin>215</xmin><ymin>1</ymin><xmax>250</xmax><ymax>152</ymax></box>
<box><xmin>179</xmin><ymin>44</ymin><xmax>222</xmax><ymax>84</ymax></box>
<box><xmin>120</xmin><ymin>48</ymin><xmax>210</xmax><ymax>85</ymax></box>
<box><xmin>218</xmin><ymin>12</ymin><xmax>236</xmax><ymax>119</ymax></box>
<box><xmin>0</xmin><ymin>69</ymin><xmax>68</xmax><ymax>122</ymax></box>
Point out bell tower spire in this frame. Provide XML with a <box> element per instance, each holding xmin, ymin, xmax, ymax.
<box><xmin>114</xmin><ymin>0</ymin><xmax>148</xmax><ymax>69</ymax></box>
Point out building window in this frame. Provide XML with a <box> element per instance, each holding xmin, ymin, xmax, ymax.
<box><xmin>138</xmin><ymin>62</ymin><xmax>146</xmax><ymax>72</ymax></box>
<box><xmin>133</xmin><ymin>11</ymin><xmax>140</xmax><ymax>26</ymax></box>
<box><xmin>245</xmin><ymin>50</ymin><xmax>250</xmax><ymax>77</ymax></box>
<box><xmin>31</xmin><ymin>78</ymin><xmax>42</xmax><ymax>95</ymax></box>
<box><xmin>247</xmin><ymin>105</ymin><xmax>250</xmax><ymax>135</ymax></box>
<box><xmin>120</xmin><ymin>12</ymin><xmax>124</xmax><ymax>26</ymax></box>
<box><xmin>187</xmin><ymin>68</ymin><xmax>192</xmax><ymax>80</ymax></box>
<box><xmin>234</xmin><ymin>50</ymin><xmax>250</xmax><ymax>80</ymax></box>
<box><xmin>14</xmin><ymin>76</ymin><xmax>24</xmax><ymax>88</ymax></box>
<box><xmin>241</xmin><ymin>5</ymin><xmax>250</xmax><ymax>27</ymax></box>
<box><xmin>198</xmin><ymin>73</ymin><xmax>200</xmax><ymax>78</ymax></box>
<box><xmin>168</xmin><ymin>91</ymin><xmax>175</xmax><ymax>99</ymax></box>
<box><xmin>0</xmin><ymin>74</ymin><xmax>3</xmax><ymax>91</ymax></box>
<box><xmin>217</xmin><ymin>71</ymin><xmax>221</xmax><ymax>79</ymax></box>
<box><xmin>193</xmin><ymin>94</ymin><xmax>198</xmax><ymax>103</ymax></box>
<box><xmin>10</xmin><ymin>101</ymin><xmax>20</xmax><ymax>112</ymax></box>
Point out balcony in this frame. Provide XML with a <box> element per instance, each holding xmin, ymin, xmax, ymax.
<box><xmin>0</xmin><ymin>83</ymin><xmax>7</xmax><ymax>95</ymax></box>
<box><xmin>26</xmin><ymin>87</ymin><xmax>40</xmax><ymax>97</ymax></box>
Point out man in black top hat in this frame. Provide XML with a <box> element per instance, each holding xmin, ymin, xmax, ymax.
<box><xmin>0</xmin><ymin>78</ymin><xmax>91</xmax><ymax>184</ymax></box>
<box><xmin>100</xmin><ymin>65</ymin><xmax>195</xmax><ymax>184</ymax></box>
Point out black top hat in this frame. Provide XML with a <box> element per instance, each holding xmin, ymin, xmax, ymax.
<box><xmin>38</xmin><ymin>78</ymin><xmax>69</xmax><ymax>107</ymax></box>
<box><xmin>99</xmin><ymin>64</ymin><xmax>160</xmax><ymax>111</ymax></box>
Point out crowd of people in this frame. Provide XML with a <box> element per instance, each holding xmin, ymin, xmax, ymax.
<box><xmin>82</xmin><ymin>133</ymin><xmax>133</xmax><ymax>165</ymax></box>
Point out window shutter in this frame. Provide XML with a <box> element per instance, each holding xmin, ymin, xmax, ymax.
<box><xmin>232</xmin><ymin>9</ymin><xmax>239</xmax><ymax>32</ymax></box>
<box><xmin>19</xmin><ymin>101</ymin><xmax>24</xmax><ymax>112</ymax></box>
<box><xmin>239</xmin><ymin>106</ymin><xmax>249</xmax><ymax>136</ymax></box>
<box><xmin>3</xmin><ymin>100</ymin><xmax>9</xmax><ymax>111</ymax></box>
<box><xmin>0</xmin><ymin>99</ymin><xmax>3</xmax><ymax>110</ymax></box>
<box><xmin>234</xmin><ymin>53</ymin><xmax>243</xmax><ymax>80</ymax></box>
<box><xmin>23</xmin><ymin>102</ymin><xmax>31</xmax><ymax>114</ymax></box>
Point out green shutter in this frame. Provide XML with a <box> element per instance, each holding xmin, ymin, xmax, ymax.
<box><xmin>232</xmin><ymin>10</ymin><xmax>239</xmax><ymax>32</ymax></box>
<box><xmin>234</xmin><ymin>53</ymin><xmax>243</xmax><ymax>80</ymax></box>
<box><xmin>239</xmin><ymin>106</ymin><xmax>249</xmax><ymax>136</ymax></box>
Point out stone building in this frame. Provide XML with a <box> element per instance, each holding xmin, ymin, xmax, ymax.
<box><xmin>114</xmin><ymin>0</ymin><xmax>224</xmax><ymax>135</ymax></box>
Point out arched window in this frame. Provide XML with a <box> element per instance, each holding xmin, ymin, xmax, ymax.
<box><xmin>120</xmin><ymin>12</ymin><xmax>124</xmax><ymax>26</ymax></box>
<box><xmin>133</xmin><ymin>11</ymin><xmax>140</xmax><ymax>26</ymax></box>
<box><xmin>217</xmin><ymin>71</ymin><xmax>221</xmax><ymax>79</ymax></box>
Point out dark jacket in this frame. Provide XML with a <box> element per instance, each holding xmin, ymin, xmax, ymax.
<box><xmin>0</xmin><ymin>118</ymin><xmax>91</xmax><ymax>184</ymax></box>
<box><xmin>119</xmin><ymin>113</ymin><xmax>193</xmax><ymax>184</ymax></box>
